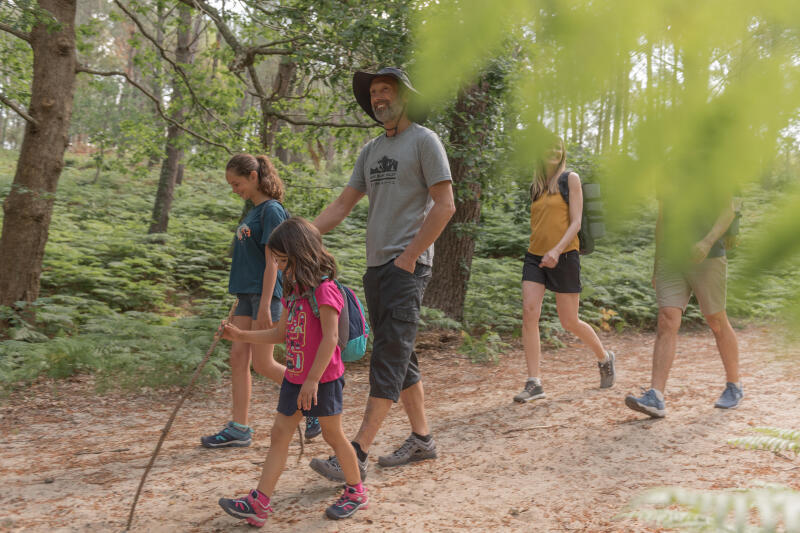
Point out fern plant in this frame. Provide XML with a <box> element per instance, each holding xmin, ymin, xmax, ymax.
<box><xmin>458</xmin><ymin>329</ymin><xmax>509</xmax><ymax>364</ymax></box>
<box><xmin>729</xmin><ymin>427</ymin><xmax>800</xmax><ymax>456</ymax></box>
<box><xmin>624</xmin><ymin>484</ymin><xmax>800</xmax><ymax>533</ymax></box>
<box><xmin>623</xmin><ymin>427</ymin><xmax>800</xmax><ymax>532</ymax></box>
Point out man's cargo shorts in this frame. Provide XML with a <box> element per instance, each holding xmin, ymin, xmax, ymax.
<box><xmin>362</xmin><ymin>259</ymin><xmax>432</xmax><ymax>402</ymax></box>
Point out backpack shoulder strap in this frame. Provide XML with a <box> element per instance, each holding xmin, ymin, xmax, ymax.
<box><xmin>557</xmin><ymin>170</ymin><xmax>572</xmax><ymax>204</ymax></box>
<box><xmin>319</xmin><ymin>279</ymin><xmax>349</xmax><ymax>350</ymax></box>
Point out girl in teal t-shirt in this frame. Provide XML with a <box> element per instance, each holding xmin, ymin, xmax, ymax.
<box><xmin>201</xmin><ymin>153</ymin><xmax>319</xmax><ymax>448</ymax></box>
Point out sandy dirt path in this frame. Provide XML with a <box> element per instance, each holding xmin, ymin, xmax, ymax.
<box><xmin>1</xmin><ymin>326</ymin><xmax>798</xmax><ymax>532</ymax></box>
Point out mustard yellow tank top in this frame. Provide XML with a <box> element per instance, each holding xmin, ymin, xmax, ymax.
<box><xmin>528</xmin><ymin>192</ymin><xmax>579</xmax><ymax>255</ymax></box>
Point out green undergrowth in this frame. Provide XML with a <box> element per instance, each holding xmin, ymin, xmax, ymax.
<box><xmin>1</xmin><ymin>149</ymin><xmax>798</xmax><ymax>389</ymax></box>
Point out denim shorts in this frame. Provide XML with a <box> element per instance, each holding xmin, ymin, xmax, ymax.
<box><xmin>276</xmin><ymin>376</ymin><xmax>345</xmax><ymax>417</ymax></box>
<box><xmin>363</xmin><ymin>260</ymin><xmax>432</xmax><ymax>402</ymax></box>
<box><xmin>234</xmin><ymin>293</ymin><xmax>282</xmax><ymax>322</ymax></box>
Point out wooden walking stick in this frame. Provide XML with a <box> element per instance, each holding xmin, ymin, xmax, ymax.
<box><xmin>125</xmin><ymin>299</ymin><xmax>238</xmax><ymax>531</ymax></box>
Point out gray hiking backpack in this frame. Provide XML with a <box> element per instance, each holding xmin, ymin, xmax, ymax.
<box><xmin>557</xmin><ymin>171</ymin><xmax>605</xmax><ymax>255</ymax></box>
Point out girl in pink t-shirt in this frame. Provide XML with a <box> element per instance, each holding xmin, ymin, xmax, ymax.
<box><xmin>219</xmin><ymin>217</ymin><xmax>367</xmax><ymax>525</ymax></box>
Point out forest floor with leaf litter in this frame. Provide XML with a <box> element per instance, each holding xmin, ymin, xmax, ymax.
<box><xmin>2</xmin><ymin>325</ymin><xmax>799</xmax><ymax>532</ymax></box>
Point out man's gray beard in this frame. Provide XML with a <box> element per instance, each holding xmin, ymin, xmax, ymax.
<box><xmin>373</xmin><ymin>100</ymin><xmax>403</xmax><ymax>123</ymax></box>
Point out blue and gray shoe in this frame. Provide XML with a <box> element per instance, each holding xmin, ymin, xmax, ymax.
<box><xmin>305</xmin><ymin>416</ymin><xmax>321</xmax><ymax>442</ymax></box>
<box><xmin>201</xmin><ymin>421</ymin><xmax>253</xmax><ymax>448</ymax></box>
<box><xmin>625</xmin><ymin>388</ymin><xmax>666</xmax><ymax>418</ymax></box>
<box><xmin>714</xmin><ymin>382</ymin><xmax>743</xmax><ymax>409</ymax></box>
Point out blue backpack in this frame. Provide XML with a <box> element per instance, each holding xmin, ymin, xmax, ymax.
<box><xmin>307</xmin><ymin>279</ymin><xmax>370</xmax><ymax>362</ymax></box>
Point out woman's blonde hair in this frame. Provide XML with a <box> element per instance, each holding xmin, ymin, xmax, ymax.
<box><xmin>529</xmin><ymin>136</ymin><xmax>566</xmax><ymax>202</ymax></box>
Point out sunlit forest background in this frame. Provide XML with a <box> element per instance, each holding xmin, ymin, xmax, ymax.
<box><xmin>2</xmin><ymin>1</ymin><xmax>800</xmax><ymax>529</ymax></box>
<box><xmin>1</xmin><ymin>0</ymin><xmax>799</xmax><ymax>387</ymax></box>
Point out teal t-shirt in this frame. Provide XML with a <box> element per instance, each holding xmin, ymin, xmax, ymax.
<box><xmin>228</xmin><ymin>199</ymin><xmax>288</xmax><ymax>297</ymax></box>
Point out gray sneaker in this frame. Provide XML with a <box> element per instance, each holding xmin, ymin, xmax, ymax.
<box><xmin>309</xmin><ymin>452</ymin><xmax>368</xmax><ymax>482</ymax></box>
<box><xmin>378</xmin><ymin>434</ymin><xmax>437</xmax><ymax>467</ymax></box>
<box><xmin>598</xmin><ymin>351</ymin><xmax>616</xmax><ymax>389</ymax></box>
<box><xmin>513</xmin><ymin>380</ymin><xmax>545</xmax><ymax>403</ymax></box>
<box><xmin>714</xmin><ymin>382</ymin><xmax>743</xmax><ymax>409</ymax></box>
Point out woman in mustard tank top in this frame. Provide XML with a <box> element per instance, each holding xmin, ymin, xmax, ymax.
<box><xmin>514</xmin><ymin>136</ymin><xmax>616</xmax><ymax>403</ymax></box>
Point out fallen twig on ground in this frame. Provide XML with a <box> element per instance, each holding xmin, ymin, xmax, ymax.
<box><xmin>502</xmin><ymin>424</ymin><xmax>566</xmax><ymax>436</ymax></box>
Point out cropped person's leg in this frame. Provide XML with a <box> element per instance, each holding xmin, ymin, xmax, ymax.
<box><xmin>522</xmin><ymin>281</ymin><xmax>546</xmax><ymax>378</ymax></box>
<box><xmin>229</xmin><ymin>314</ymin><xmax>254</xmax><ymax>426</ymax></box>
<box><xmin>651</xmin><ymin>306</ymin><xmax>682</xmax><ymax>393</ymax></box>
<box><xmin>555</xmin><ymin>292</ymin><xmax>606</xmax><ymax>360</ymax></box>
<box><xmin>705</xmin><ymin>310</ymin><xmax>739</xmax><ymax>384</ymax></box>
<box><xmin>256</xmin><ymin>411</ymin><xmax>303</xmax><ymax>496</ymax></box>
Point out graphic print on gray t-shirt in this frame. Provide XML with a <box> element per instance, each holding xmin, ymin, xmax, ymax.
<box><xmin>349</xmin><ymin>123</ymin><xmax>452</xmax><ymax>267</ymax></box>
<box><xmin>370</xmin><ymin>156</ymin><xmax>399</xmax><ymax>184</ymax></box>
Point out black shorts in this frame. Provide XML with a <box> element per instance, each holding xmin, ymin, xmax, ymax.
<box><xmin>276</xmin><ymin>376</ymin><xmax>345</xmax><ymax>418</ymax></box>
<box><xmin>363</xmin><ymin>260</ymin><xmax>432</xmax><ymax>402</ymax></box>
<box><xmin>522</xmin><ymin>250</ymin><xmax>582</xmax><ymax>293</ymax></box>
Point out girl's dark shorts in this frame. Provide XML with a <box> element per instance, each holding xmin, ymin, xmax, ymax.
<box><xmin>234</xmin><ymin>293</ymin><xmax>282</xmax><ymax>322</ymax></box>
<box><xmin>277</xmin><ymin>376</ymin><xmax>345</xmax><ymax>418</ymax></box>
<box><xmin>522</xmin><ymin>250</ymin><xmax>582</xmax><ymax>293</ymax></box>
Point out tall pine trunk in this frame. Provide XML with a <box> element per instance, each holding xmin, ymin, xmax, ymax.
<box><xmin>423</xmin><ymin>80</ymin><xmax>491</xmax><ymax>321</ymax></box>
<box><xmin>149</xmin><ymin>5</ymin><xmax>195</xmax><ymax>234</ymax></box>
<box><xmin>0</xmin><ymin>0</ymin><xmax>77</xmax><ymax>307</ymax></box>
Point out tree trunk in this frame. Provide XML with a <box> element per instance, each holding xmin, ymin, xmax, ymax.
<box><xmin>423</xmin><ymin>80</ymin><xmax>491</xmax><ymax>321</ymax></box>
<box><xmin>0</xmin><ymin>108</ymin><xmax>7</xmax><ymax>148</ymax></box>
<box><xmin>646</xmin><ymin>41</ymin><xmax>654</xmax><ymax>116</ymax></box>
<box><xmin>149</xmin><ymin>5</ymin><xmax>195</xmax><ymax>234</ymax></box>
<box><xmin>612</xmin><ymin>50</ymin><xmax>630</xmax><ymax>151</ymax></box>
<box><xmin>261</xmin><ymin>60</ymin><xmax>296</xmax><ymax>156</ymax></box>
<box><xmin>595</xmin><ymin>98</ymin><xmax>604</xmax><ymax>153</ymax></box>
<box><xmin>0</xmin><ymin>0</ymin><xmax>77</xmax><ymax>307</ymax></box>
<box><xmin>601</xmin><ymin>93</ymin><xmax>612</xmax><ymax>154</ymax></box>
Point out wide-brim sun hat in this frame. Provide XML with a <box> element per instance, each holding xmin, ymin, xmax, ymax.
<box><xmin>353</xmin><ymin>67</ymin><xmax>429</xmax><ymax>124</ymax></box>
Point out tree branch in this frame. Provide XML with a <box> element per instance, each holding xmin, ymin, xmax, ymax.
<box><xmin>76</xmin><ymin>65</ymin><xmax>233</xmax><ymax>154</ymax></box>
<box><xmin>112</xmin><ymin>0</ymin><xmax>240</xmax><ymax>139</ymax></box>
<box><xmin>178</xmin><ymin>0</ymin><xmax>295</xmax><ymax>72</ymax></box>
<box><xmin>248</xmin><ymin>35</ymin><xmax>305</xmax><ymax>58</ymax></box>
<box><xmin>187</xmin><ymin>19</ymin><xmax>209</xmax><ymax>50</ymax></box>
<box><xmin>0</xmin><ymin>21</ymin><xmax>31</xmax><ymax>43</ymax></box>
<box><xmin>178</xmin><ymin>0</ymin><xmax>243</xmax><ymax>55</ymax></box>
<box><xmin>268</xmin><ymin>110</ymin><xmax>375</xmax><ymax>129</ymax></box>
<box><xmin>247</xmin><ymin>63</ymin><xmax>268</xmax><ymax>100</ymax></box>
<box><xmin>0</xmin><ymin>92</ymin><xmax>37</xmax><ymax>126</ymax></box>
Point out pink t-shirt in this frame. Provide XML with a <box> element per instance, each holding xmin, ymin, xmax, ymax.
<box><xmin>281</xmin><ymin>280</ymin><xmax>345</xmax><ymax>385</ymax></box>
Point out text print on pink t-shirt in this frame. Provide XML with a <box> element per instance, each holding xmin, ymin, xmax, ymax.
<box><xmin>282</xmin><ymin>280</ymin><xmax>345</xmax><ymax>385</ymax></box>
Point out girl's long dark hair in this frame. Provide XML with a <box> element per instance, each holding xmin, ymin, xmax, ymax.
<box><xmin>268</xmin><ymin>217</ymin><xmax>337</xmax><ymax>295</ymax></box>
<box><xmin>226</xmin><ymin>153</ymin><xmax>285</xmax><ymax>201</ymax></box>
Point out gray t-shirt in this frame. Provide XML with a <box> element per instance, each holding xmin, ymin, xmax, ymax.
<box><xmin>348</xmin><ymin>123</ymin><xmax>452</xmax><ymax>267</ymax></box>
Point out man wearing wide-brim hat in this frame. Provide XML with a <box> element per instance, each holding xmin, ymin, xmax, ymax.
<box><xmin>311</xmin><ymin>67</ymin><xmax>455</xmax><ymax>483</ymax></box>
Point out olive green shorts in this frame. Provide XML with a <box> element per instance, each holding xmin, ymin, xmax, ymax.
<box><xmin>654</xmin><ymin>256</ymin><xmax>727</xmax><ymax>316</ymax></box>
